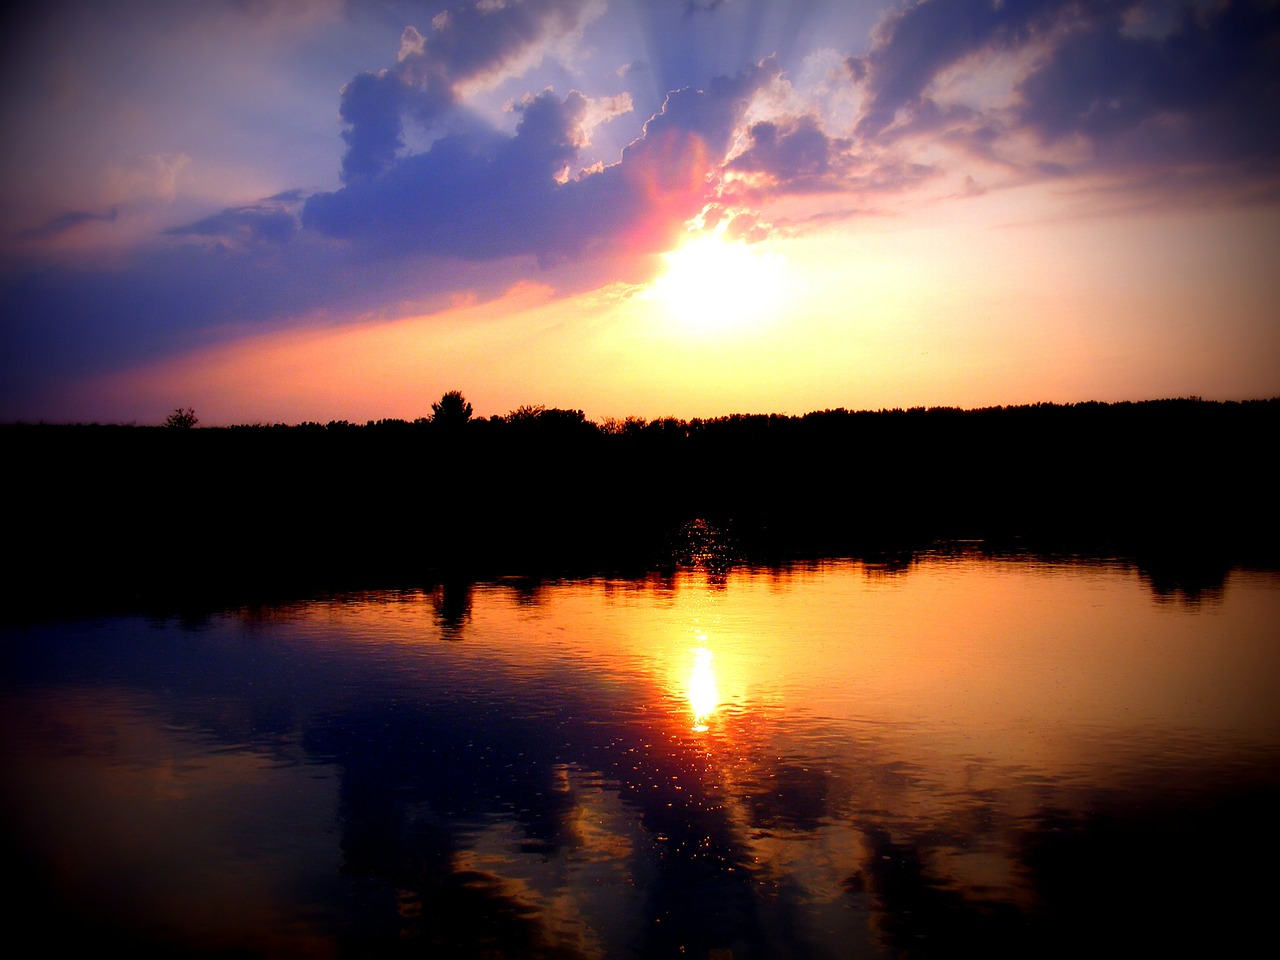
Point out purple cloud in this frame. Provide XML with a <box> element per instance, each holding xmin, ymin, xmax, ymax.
<box><xmin>728</xmin><ymin>115</ymin><xmax>852</xmax><ymax>191</ymax></box>
<box><xmin>167</xmin><ymin>203</ymin><xmax>298</xmax><ymax>248</ymax></box>
<box><xmin>306</xmin><ymin>88</ymin><xmax>592</xmax><ymax>259</ymax></box>
<box><xmin>851</xmin><ymin>0</ymin><xmax>1280</xmax><ymax>197</ymax></box>
<box><xmin>305</xmin><ymin>58</ymin><xmax>780</xmax><ymax>261</ymax></box>
<box><xmin>338</xmin><ymin>69</ymin><xmax>414</xmax><ymax>183</ymax></box>
<box><xmin>337</xmin><ymin>0</ymin><xmax>600</xmax><ymax>182</ymax></box>
<box><xmin>1016</xmin><ymin>0</ymin><xmax>1280</xmax><ymax>168</ymax></box>
<box><xmin>19</xmin><ymin>207</ymin><xmax>119</xmax><ymax>241</ymax></box>
<box><xmin>855</xmin><ymin>0</ymin><xmax>1089</xmax><ymax>138</ymax></box>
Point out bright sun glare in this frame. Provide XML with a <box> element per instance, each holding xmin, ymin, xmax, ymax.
<box><xmin>688</xmin><ymin>645</ymin><xmax>719</xmax><ymax>732</ymax></box>
<box><xmin>645</xmin><ymin>228</ymin><xmax>789</xmax><ymax>336</ymax></box>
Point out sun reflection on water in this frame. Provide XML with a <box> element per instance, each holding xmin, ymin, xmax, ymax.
<box><xmin>687</xmin><ymin>645</ymin><xmax>720</xmax><ymax>732</ymax></box>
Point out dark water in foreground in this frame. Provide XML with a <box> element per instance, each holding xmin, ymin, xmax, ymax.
<box><xmin>3</xmin><ymin>555</ymin><xmax>1278</xmax><ymax>958</ymax></box>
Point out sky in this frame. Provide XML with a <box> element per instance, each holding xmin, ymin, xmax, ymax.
<box><xmin>2</xmin><ymin>0</ymin><xmax>1277</xmax><ymax>425</ymax></box>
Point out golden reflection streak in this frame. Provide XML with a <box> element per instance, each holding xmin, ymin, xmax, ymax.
<box><xmin>687</xmin><ymin>645</ymin><xmax>720</xmax><ymax>732</ymax></box>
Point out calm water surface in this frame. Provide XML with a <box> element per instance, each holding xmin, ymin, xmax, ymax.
<box><xmin>3</xmin><ymin>555</ymin><xmax>1278</xmax><ymax>958</ymax></box>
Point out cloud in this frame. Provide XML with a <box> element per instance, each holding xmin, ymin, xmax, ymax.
<box><xmin>1016</xmin><ymin>0</ymin><xmax>1280</xmax><ymax>168</ymax></box>
<box><xmin>7</xmin><ymin>153</ymin><xmax>190</xmax><ymax>251</ymax></box>
<box><xmin>337</xmin><ymin>0</ymin><xmax>603</xmax><ymax>182</ymax></box>
<box><xmin>105</xmin><ymin>153</ymin><xmax>191</xmax><ymax>205</ymax></box>
<box><xmin>166</xmin><ymin>203</ymin><xmax>298</xmax><ymax>249</ymax></box>
<box><xmin>684</xmin><ymin>0</ymin><xmax>736</xmax><ymax>14</ymax></box>
<box><xmin>855</xmin><ymin>0</ymin><xmax>1082</xmax><ymax>139</ymax></box>
<box><xmin>8</xmin><ymin>0</ymin><xmax>1276</xmax><ymax>421</ymax></box>
<box><xmin>2</xmin><ymin>11</ymin><xmax>783</xmax><ymax>417</ymax></box>
<box><xmin>337</xmin><ymin>69</ymin><xmax>415</xmax><ymax>183</ymax></box>
<box><xmin>305</xmin><ymin>87</ymin><xmax>593</xmax><ymax>259</ymax></box>
<box><xmin>850</xmin><ymin>0</ymin><xmax>1280</xmax><ymax>200</ymax></box>
<box><xmin>305</xmin><ymin>58</ymin><xmax>780</xmax><ymax>261</ymax></box>
<box><xmin>3</xmin><ymin>232</ymin><xmax>320</xmax><ymax>392</ymax></box>
<box><xmin>19</xmin><ymin>208</ymin><xmax>119</xmax><ymax>242</ymax></box>
<box><xmin>728</xmin><ymin>114</ymin><xmax>852</xmax><ymax>191</ymax></box>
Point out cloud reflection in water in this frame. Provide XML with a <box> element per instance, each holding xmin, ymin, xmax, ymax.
<box><xmin>3</xmin><ymin>557</ymin><xmax>1279</xmax><ymax>958</ymax></box>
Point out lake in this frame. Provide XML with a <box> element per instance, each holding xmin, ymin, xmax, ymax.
<box><xmin>3</xmin><ymin>551</ymin><xmax>1278</xmax><ymax>958</ymax></box>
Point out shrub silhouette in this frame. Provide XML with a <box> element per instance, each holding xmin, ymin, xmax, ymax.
<box><xmin>163</xmin><ymin>407</ymin><xmax>198</xmax><ymax>429</ymax></box>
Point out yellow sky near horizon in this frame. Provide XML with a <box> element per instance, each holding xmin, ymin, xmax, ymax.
<box><xmin>73</xmin><ymin>184</ymin><xmax>1279</xmax><ymax>426</ymax></box>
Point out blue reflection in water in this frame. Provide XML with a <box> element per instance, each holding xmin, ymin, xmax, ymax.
<box><xmin>2</xmin><ymin>556</ymin><xmax>1279</xmax><ymax>959</ymax></box>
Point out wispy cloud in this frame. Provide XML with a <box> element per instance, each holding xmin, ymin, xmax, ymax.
<box><xmin>850</xmin><ymin>0</ymin><xmax>1280</xmax><ymax>200</ymax></box>
<box><xmin>19</xmin><ymin>207</ymin><xmax>119</xmax><ymax>241</ymax></box>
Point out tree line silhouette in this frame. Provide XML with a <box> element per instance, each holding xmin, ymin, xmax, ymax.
<box><xmin>5</xmin><ymin>395</ymin><xmax>1276</xmax><ymax>613</ymax></box>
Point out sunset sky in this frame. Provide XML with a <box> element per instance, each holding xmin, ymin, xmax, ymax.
<box><xmin>2</xmin><ymin>0</ymin><xmax>1277</xmax><ymax>425</ymax></box>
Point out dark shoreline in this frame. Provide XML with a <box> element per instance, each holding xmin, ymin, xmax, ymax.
<box><xmin>6</xmin><ymin>398</ymin><xmax>1276</xmax><ymax>619</ymax></box>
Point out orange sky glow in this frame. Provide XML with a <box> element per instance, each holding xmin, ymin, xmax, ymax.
<box><xmin>4</xmin><ymin>1</ymin><xmax>1278</xmax><ymax>424</ymax></box>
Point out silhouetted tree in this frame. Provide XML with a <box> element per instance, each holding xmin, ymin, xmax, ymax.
<box><xmin>505</xmin><ymin>404</ymin><xmax>545</xmax><ymax>426</ymax></box>
<box><xmin>163</xmin><ymin>407</ymin><xmax>198</xmax><ymax>429</ymax></box>
<box><xmin>431</xmin><ymin>390</ymin><xmax>473</xmax><ymax>426</ymax></box>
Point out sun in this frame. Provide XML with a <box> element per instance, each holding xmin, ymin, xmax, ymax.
<box><xmin>644</xmin><ymin>227</ymin><xmax>790</xmax><ymax>336</ymax></box>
